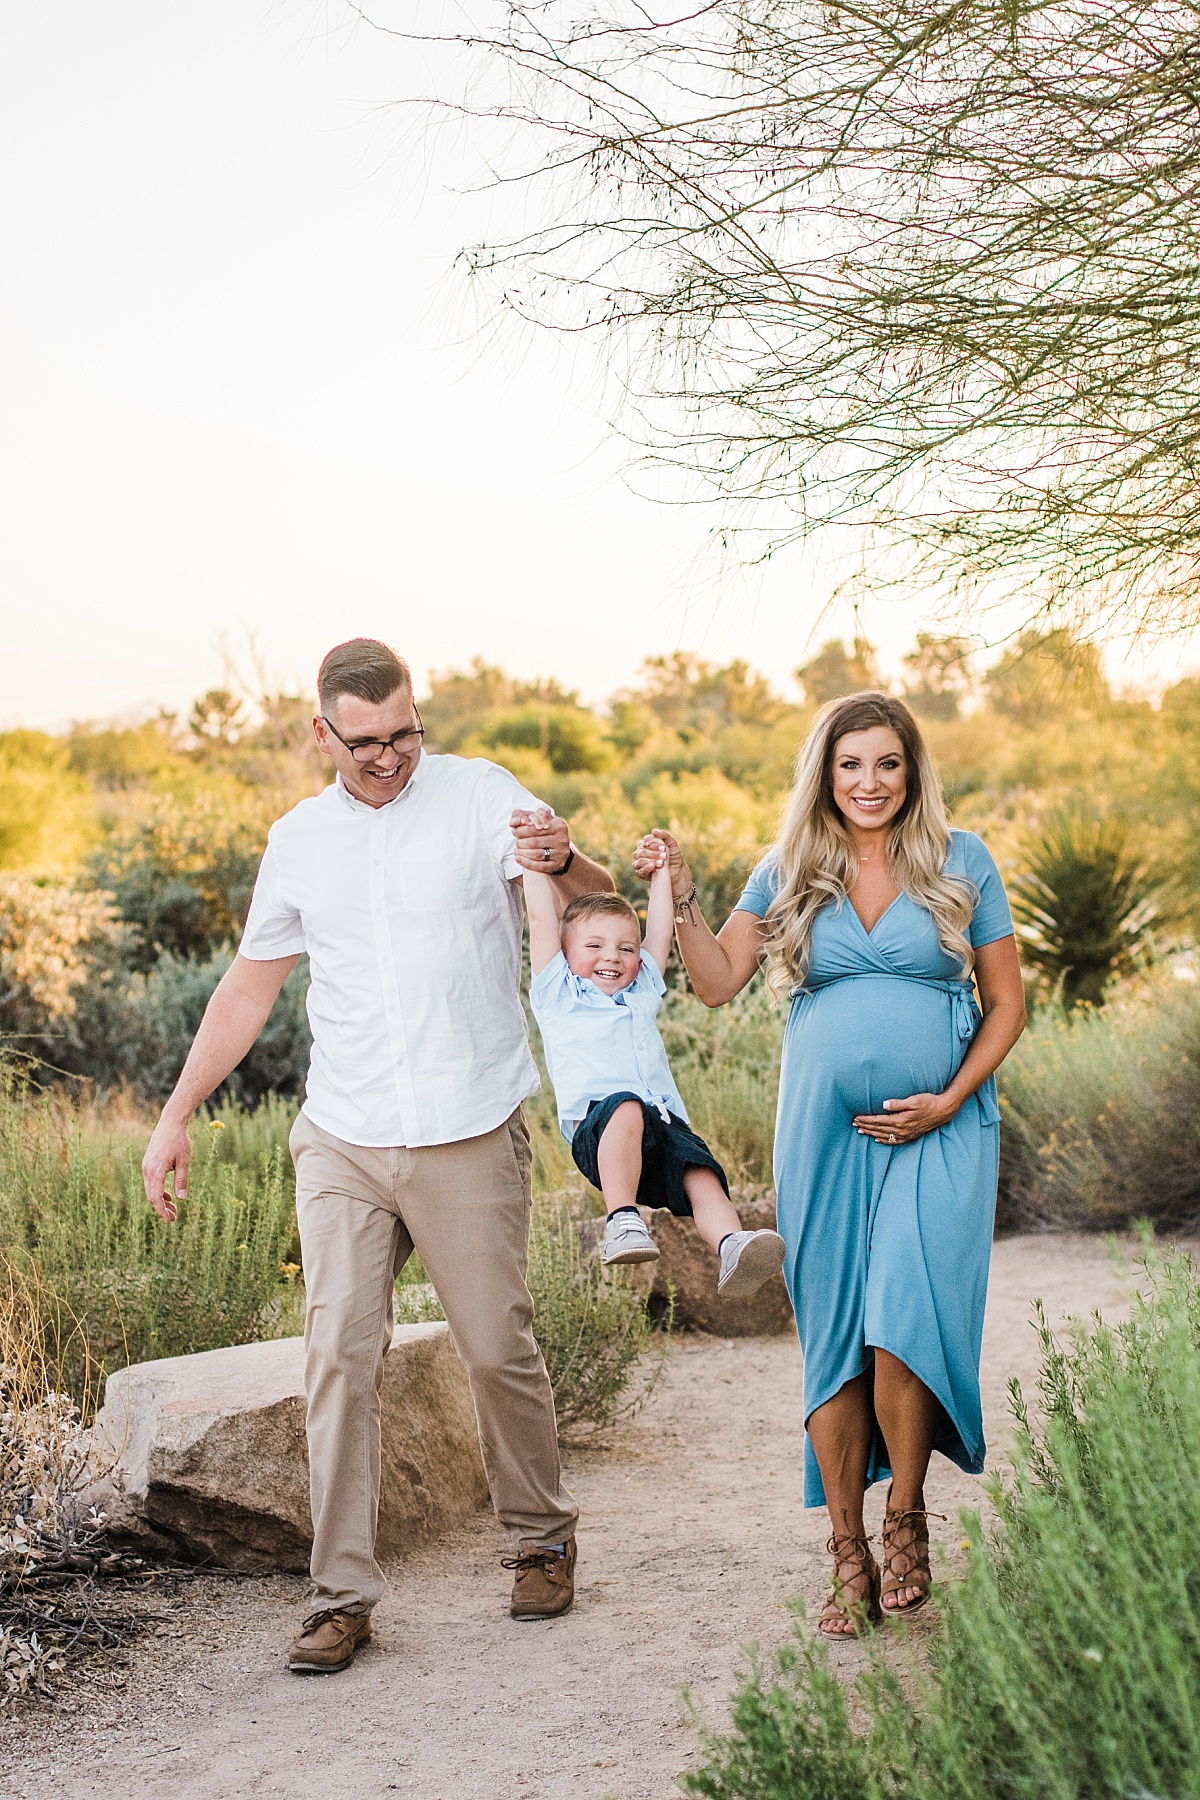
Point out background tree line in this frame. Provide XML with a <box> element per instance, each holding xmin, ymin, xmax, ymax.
<box><xmin>0</xmin><ymin>627</ymin><xmax>1190</xmax><ymax>1103</ymax></box>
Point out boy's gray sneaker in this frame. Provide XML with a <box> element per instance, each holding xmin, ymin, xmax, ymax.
<box><xmin>717</xmin><ymin>1228</ymin><xmax>786</xmax><ymax>1298</ymax></box>
<box><xmin>601</xmin><ymin>1210</ymin><xmax>660</xmax><ymax>1266</ymax></box>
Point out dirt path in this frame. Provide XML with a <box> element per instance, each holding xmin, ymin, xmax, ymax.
<box><xmin>1</xmin><ymin>1235</ymin><xmax>1139</xmax><ymax>1800</ymax></box>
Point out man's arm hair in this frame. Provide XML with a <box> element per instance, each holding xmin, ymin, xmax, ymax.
<box><xmin>644</xmin><ymin>860</ymin><xmax>675</xmax><ymax>974</ymax></box>
<box><xmin>523</xmin><ymin>869</ymin><xmax>564</xmax><ymax>975</ymax></box>
<box><xmin>141</xmin><ymin>952</ymin><xmax>299</xmax><ymax>1219</ymax></box>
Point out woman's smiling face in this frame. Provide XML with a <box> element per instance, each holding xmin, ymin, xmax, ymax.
<box><xmin>829</xmin><ymin>726</ymin><xmax>908</xmax><ymax>840</ymax></box>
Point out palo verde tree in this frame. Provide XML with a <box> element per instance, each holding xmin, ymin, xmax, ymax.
<box><xmin>372</xmin><ymin>0</ymin><xmax>1200</xmax><ymax>632</ymax></box>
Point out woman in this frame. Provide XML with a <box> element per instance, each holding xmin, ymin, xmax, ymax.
<box><xmin>635</xmin><ymin>692</ymin><xmax>1025</xmax><ymax>1636</ymax></box>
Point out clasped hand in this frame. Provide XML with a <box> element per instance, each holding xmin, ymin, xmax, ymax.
<box><xmin>632</xmin><ymin>828</ymin><xmax>688</xmax><ymax>889</ymax></box>
<box><xmin>854</xmin><ymin>1092</ymin><xmax>959</xmax><ymax>1144</ymax></box>
<box><xmin>510</xmin><ymin>807</ymin><xmax>571</xmax><ymax>873</ymax></box>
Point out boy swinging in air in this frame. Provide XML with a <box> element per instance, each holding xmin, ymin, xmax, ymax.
<box><xmin>520</xmin><ymin>813</ymin><xmax>786</xmax><ymax>1294</ymax></box>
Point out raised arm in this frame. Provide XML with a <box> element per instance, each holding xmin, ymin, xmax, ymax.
<box><xmin>643</xmin><ymin>856</ymin><xmax>675</xmax><ymax>974</ymax></box>
<box><xmin>633</xmin><ymin>830</ymin><xmax>766</xmax><ymax>1006</ymax></box>
<box><xmin>141</xmin><ymin>952</ymin><xmax>299</xmax><ymax>1221</ymax></box>
<box><xmin>522</xmin><ymin>866</ymin><xmax>565</xmax><ymax>975</ymax></box>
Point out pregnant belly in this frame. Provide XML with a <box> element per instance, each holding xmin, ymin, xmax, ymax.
<box><xmin>786</xmin><ymin>976</ymin><xmax>960</xmax><ymax>1118</ymax></box>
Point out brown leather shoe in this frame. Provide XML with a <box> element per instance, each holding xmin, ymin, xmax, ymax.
<box><xmin>504</xmin><ymin>1538</ymin><xmax>577</xmax><ymax>1620</ymax></box>
<box><xmin>288</xmin><ymin>1608</ymin><xmax>372</xmax><ymax>1673</ymax></box>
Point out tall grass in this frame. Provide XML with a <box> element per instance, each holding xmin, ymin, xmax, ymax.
<box><xmin>0</xmin><ymin>1071</ymin><xmax>300</xmax><ymax>1408</ymax></box>
<box><xmin>0</xmin><ymin>1071</ymin><xmax>664</xmax><ymax>1437</ymax></box>
<box><xmin>684</xmin><ymin>1244</ymin><xmax>1200</xmax><ymax>1800</ymax></box>
<box><xmin>663</xmin><ymin>978</ymin><xmax>782</xmax><ymax>1188</ymax></box>
<box><xmin>997</xmin><ymin>973</ymin><xmax>1200</xmax><ymax>1231</ymax></box>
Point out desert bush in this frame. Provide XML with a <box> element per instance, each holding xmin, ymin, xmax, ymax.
<box><xmin>0</xmin><ymin>875</ymin><xmax>128</xmax><ymax>1044</ymax></box>
<box><xmin>1010</xmin><ymin>811</ymin><xmax>1167</xmax><ymax>1009</ymax></box>
<box><xmin>663</xmin><ymin>979</ymin><xmax>782</xmax><ymax>1188</ymax></box>
<box><xmin>528</xmin><ymin>1194</ymin><xmax>670</xmax><ymax>1439</ymax></box>
<box><xmin>0</xmin><ymin>1259</ymin><xmax>170</xmax><ymax>1701</ymax></box>
<box><xmin>85</xmin><ymin>789</ymin><xmax>269</xmax><ymax>969</ymax></box>
<box><xmin>0</xmin><ymin>1074</ymin><xmax>300</xmax><ymax>1406</ymax></box>
<box><xmin>56</xmin><ymin>948</ymin><xmax>312</xmax><ymax>1104</ymax></box>
<box><xmin>684</xmin><ymin>1244</ymin><xmax>1200</xmax><ymax>1800</ymax></box>
<box><xmin>996</xmin><ymin>975</ymin><xmax>1200</xmax><ymax>1232</ymax></box>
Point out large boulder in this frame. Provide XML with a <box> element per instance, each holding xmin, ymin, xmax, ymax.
<box><xmin>85</xmin><ymin>1322</ymin><xmax>488</xmax><ymax>1571</ymax></box>
<box><xmin>642</xmin><ymin>1193</ymin><xmax>795</xmax><ymax>1337</ymax></box>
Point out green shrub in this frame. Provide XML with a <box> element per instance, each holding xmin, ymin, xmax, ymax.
<box><xmin>996</xmin><ymin>975</ymin><xmax>1200</xmax><ymax>1231</ymax></box>
<box><xmin>664</xmin><ymin>978</ymin><xmax>783</xmax><ymax>1188</ymax></box>
<box><xmin>59</xmin><ymin>947</ymin><xmax>312</xmax><ymax>1103</ymax></box>
<box><xmin>0</xmin><ymin>1073</ymin><xmax>300</xmax><ymax>1408</ymax></box>
<box><xmin>529</xmin><ymin>1194</ymin><xmax>669</xmax><ymax>1438</ymax></box>
<box><xmin>1009</xmin><ymin>810</ymin><xmax>1166</xmax><ymax>1009</ymax></box>
<box><xmin>85</xmin><ymin>791</ymin><xmax>268</xmax><ymax>969</ymax></box>
<box><xmin>683</xmin><ymin>1244</ymin><xmax>1200</xmax><ymax>1800</ymax></box>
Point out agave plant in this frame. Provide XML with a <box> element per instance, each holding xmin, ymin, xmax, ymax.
<box><xmin>1010</xmin><ymin>813</ymin><xmax>1166</xmax><ymax>1010</ymax></box>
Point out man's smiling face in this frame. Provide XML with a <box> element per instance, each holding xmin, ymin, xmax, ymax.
<box><xmin>312</xmin><ymin>687</ymin><xmax>424</xmax><ymax>808</ymax></box>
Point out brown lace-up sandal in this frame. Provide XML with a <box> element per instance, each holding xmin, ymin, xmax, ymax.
<box><xmin>880</xmin><ymin>1490</ymin><xmax>946</xmax><ymax>1617</ymax></box>
<box><xmin>818</xmin><ymin>1532</ymin><xmax>882</xmax><ymax>1639</ymax></box>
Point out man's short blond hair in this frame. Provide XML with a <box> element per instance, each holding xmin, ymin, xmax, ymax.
<box><xmin>318</xmin><ymin>639</ymin><xmax>411</xmax><ymax>713</ymax></box>
<box><xmin>560</xmin><ymin>892</ymin><xmax>641</xmax><ymax>940</ymax></box>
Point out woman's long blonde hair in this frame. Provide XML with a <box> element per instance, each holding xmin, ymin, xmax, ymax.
<box><xmin>762</xmin><ymin>692</ymin><xmax>976</xmax><ymax>996</ymax></box>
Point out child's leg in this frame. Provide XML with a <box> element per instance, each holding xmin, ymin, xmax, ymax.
<box><xmin>684</xmin><ymin>1168</ymin><xmax>742</xmax><ymax>1252</ymax></box>
<box><xmin>595</xmin><ymin>1101</ymin><xmax>646</xmax><ymax>1215</ymax></box>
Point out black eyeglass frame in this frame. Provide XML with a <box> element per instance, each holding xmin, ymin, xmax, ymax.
<box><xmin>321</xmin><ymin>705</ymin><xmax>425</xmax><ymax>765</ymax></box>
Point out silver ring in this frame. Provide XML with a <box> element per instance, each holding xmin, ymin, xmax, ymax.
<box><xmin>542</xmin><ymin>847</ymin><xmax>551</xmax><ymax>862</ymax></box>
<box><xmin>888</xmin><ymin>1133</ymin><xmax>897</xmax><ymax>1144</ymax></box>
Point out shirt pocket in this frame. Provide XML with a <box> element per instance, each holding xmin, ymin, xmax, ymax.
<box><xmin>397</xmin><ymin>836</ymin><xmax>470</xmax><ymax>913</ymax></box>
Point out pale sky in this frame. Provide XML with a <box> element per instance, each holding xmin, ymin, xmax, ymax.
<box><xmin>2</xmin><ymin>3</ymin><xmax>1195</xmax><ymax>730</ymax></box>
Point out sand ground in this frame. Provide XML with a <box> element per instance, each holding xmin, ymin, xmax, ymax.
<box><xmin>0</xmin><ymin>1234</ymin><xmax>1141</xmax><ymax>1800</ymax></box>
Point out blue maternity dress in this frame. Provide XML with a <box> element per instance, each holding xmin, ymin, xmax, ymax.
<box><xmin>735</xmin><ymin>829</ymin><xmax>1014</xmax><ymax>1507</ymax></box>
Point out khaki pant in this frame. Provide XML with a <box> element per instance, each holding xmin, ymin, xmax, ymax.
<box><xmin>290</xmin><ymin>1107</ymin><xmax>578</xmax><ymax>1613</ymax></box>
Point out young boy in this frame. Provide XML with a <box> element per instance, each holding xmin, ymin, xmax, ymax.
<box><xmin>521</xmin><ymin>814</ymin><xmax>785</xmax><ymax>1296</ymax></box>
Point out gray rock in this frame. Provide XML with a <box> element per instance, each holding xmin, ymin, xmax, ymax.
<box><xmin>85</xmin><ymin>1322</ymin><xmax>489</xmax><ymax>1571</ymax></box>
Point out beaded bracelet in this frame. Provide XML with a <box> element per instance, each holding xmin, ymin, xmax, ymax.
<box><xmin>673</xmin><ymin>882</ymin><xmax>699</xmax><ymax>926</ymax></box>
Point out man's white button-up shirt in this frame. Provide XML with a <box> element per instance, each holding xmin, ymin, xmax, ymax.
<box><xmin>239</xmin><ymin>753</ymin><xmax>545</xmax><ymax>1148</ymax></box>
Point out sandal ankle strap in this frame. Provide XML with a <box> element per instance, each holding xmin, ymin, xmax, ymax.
<box><xmin>826</xmin><ymin>1531</ymin><xmax>873</xmax><ymax>1557</ymax></box>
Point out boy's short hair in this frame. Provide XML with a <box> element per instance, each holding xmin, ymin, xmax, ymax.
<box><xmin>318</xmin><ymin>638</ymin><xmax>411</xmax><ymax>712</ymax></box>
<box><xmin>560</xmin><ymin>892</ymin><xmax>641</xmax><ymax>939</ymax></box>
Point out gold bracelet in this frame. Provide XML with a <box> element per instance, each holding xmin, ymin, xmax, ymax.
<box><xmin>673</xmin><ymin>882</ymin><xmax>698</xmax><ymax>926</ymax></box>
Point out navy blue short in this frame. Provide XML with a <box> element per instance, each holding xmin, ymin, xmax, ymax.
<box><xmin>569</xmin><ymin>1091</ymin><xmax>729</xmax><ymax>1217</ymax></box>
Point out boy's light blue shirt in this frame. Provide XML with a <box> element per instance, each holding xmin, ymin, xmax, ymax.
<box><xmin>529</xmin><ymin>949</ymin><xmax>688</xmax><ymax>1141</ymax></box>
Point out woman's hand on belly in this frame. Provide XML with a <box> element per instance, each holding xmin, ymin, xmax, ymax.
<box><xmin>853</xmin><ymin>1091</ymin><xmax>960</xmax><ymax>1144</ymax></box>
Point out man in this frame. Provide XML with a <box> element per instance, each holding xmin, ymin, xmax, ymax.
<box><xmin>141</xmin><ymin>638</ymin><xmax>615</xmax><ymax>1673</ymax></box>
